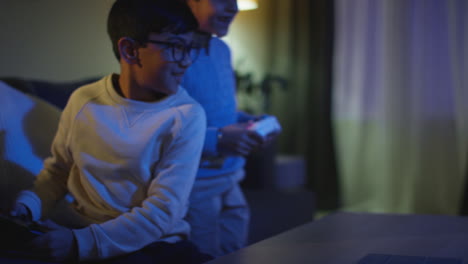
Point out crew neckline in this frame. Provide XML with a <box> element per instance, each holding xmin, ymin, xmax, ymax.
<box><xmin>105</xmin><ymin>74</ymin><xmax>181</xmax><ymax>111</ymax></box>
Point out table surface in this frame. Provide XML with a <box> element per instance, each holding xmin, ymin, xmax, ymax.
<box><xmin>207</xmin><ymin>212</ymin><xmax>468</xmax><ymax>264</ymax></box>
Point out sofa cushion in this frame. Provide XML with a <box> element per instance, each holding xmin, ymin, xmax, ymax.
<box><xmin>0</xmin><ymin>81</ymin><xmax>61</xmax><ymax>212</ymax></box>
<box><xmin>0</xmin><ymin>77</ymin><xmax>99</xmax><ymax>110</ymax></box>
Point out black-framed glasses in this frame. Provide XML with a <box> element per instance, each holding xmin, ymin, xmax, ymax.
<box><xmin>147</xmin><ymin>39</ymin><xmax>200</xmax><ymax>63</ymax></box>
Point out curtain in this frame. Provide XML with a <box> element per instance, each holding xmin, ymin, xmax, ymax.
<box><xmin>333</xmin><ymin>0</ymin><xmax>468</xmax><ymax>214</ymax></box>
<box><xmin>267</xmin><ymin>0</ymin><xmax>339</xmax><ymax>210</ymax></box>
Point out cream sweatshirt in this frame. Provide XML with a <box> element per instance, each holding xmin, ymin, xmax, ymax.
<box><xmin>16</xmin><ymin>74</ymin><xmax>206</xmax><ymax>261</ymax></box>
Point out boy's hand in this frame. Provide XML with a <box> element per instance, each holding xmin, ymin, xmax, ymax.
<box><xmin>29</xmin><ymin>220</ymin><xmax>78</xmax><ymax>262</ymax></box>
<box><xmin>218</xmin><ymin>123</ymin><xmax>264</xmax><ymax>156</ymax></box>
<box><xmin>10</xmin><ymin>203</ymin><xmax>32</xmax><ymax>222</ymax></box>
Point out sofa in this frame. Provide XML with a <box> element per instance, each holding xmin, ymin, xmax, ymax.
<box><xmin>0</xmin><ymin>77</ymin><xmax>315</xmax><ymax>252</ymax></box>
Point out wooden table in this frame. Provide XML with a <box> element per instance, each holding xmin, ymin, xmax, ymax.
<box><xmin>207</xmin><ymin>212</ymin><xmax>468</xmax><ymax>264</ymax></box>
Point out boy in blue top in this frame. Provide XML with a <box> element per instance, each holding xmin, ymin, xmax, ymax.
<box><xmin>7</xmin><ymin>0</ymin><xmax>210</xmax><ymax>262</ymax></box>
<box><xmin>182</xmin><ymin>0</ymin><xmax>280</xmax><ymax>257</ymax></box>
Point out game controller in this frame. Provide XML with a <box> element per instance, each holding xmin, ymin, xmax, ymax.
<box><xmin>247</xmin><ymin>115</ymin><xmax>282</xmax><ymax>138</ymax></box>
<box><xmin>0</xmin><ymin>213</ymin><xmax>48</xmax><ymax>258</ymax></box>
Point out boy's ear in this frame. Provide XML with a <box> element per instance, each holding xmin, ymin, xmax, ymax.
<box><xmin>118</xmin><ymin>37</ymin><xmax>139</xmax><ymax>64</ymax></box>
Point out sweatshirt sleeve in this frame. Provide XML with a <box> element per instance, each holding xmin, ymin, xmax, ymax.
<box><xmin>202</xmin><ymin>126</ymin><xmax>220</xmax><ymax>157</ymax></box>
<box><xmin>201</xmin><ymin>111</ymin><xmax>255</xmax><ymax>158</ymax></box>
<box><xmin>16</xmin><ymin>100</ymin><xmax>75</xmax><ymax>221</ymax></box>
<box><xmin>72</xmin><ymin>105</ymin><xmax>207</xmax><ymax>261</ymax></box>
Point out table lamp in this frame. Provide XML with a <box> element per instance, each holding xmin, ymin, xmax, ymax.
<box><xmin>238</xmin><ymin>0</ymin><xmax>258</xmax><ymax>11</ymax></box>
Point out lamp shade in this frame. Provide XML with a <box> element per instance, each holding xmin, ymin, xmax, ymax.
<box><xmin>238</xmin><ymin>0</ymin><xmax>258</xmax><ymax>11</ymax></box>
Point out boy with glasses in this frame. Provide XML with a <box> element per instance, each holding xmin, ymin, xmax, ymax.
<box><xmin>8</xmin><ymin>0</ymin><xmax>209</xmax><ymax>262</ymax></box>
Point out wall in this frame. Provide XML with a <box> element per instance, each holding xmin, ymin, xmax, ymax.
<box><xmin>224</xmin><ymin>0</ymin><xmax>271</xmax><ymax>83</ymax></box>
<box><xmin>0</xmin><ymin>0</ymin><xmax>118</xmax><ymax>81</ymax></box>
<box><xmin>0</xmin><ymin>0</ymin><xmax>269</xmax><ymax>83</ymax></box>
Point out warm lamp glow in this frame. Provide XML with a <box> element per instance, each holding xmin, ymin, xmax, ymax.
<box><xmin>238</xmin><ymin>0</ymin><xmax>258</xmax><ymax>11</ymax></box>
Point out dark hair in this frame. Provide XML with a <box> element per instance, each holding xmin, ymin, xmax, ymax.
<box><xmin>107</xmin><ymin>0</ymin><xmax>198</xmax><ymax>61</ymax></box>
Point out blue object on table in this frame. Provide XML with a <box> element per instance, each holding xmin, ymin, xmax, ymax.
<box><xmin>358</xmin><ymin>254</ymin><xmax>463</xmax><ymax>264</ymax></box>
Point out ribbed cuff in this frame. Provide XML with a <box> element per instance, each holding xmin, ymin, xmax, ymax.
<box><xmin>203</xmin><ymin>127</ymin><xmax>219</xmax><ymax>156</ymax></box>
<box><xmin>73</xmin><ymin>226</ymin><xmax>98</xmax><ymax>261</ymax></box>
<box><xmin>15</xmin><ymin>190</ymin><xmax>42</xmax><ymax>221</ymax></box>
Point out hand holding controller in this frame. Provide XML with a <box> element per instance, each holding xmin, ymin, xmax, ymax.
<box><xmin>247</xmin><ymin>115</ymin><xmax>282</xmax><ymax>139</ymax></box>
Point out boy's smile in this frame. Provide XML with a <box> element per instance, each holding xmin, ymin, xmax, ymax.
<box><xmin>127</xmin><ymin>32</ymin><xmax>196</xmax><ymax>102</ymax></box>
<box><xmin>188</xmin><ymin>0</ymin><xmax>238</xmax><ymax>37</ymax></box>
